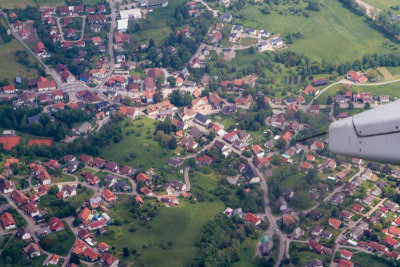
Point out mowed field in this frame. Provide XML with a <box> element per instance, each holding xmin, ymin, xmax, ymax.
<box><xmin>98</xmin><ymin>196</ymin><xmax>224</xmax><ymax>266</ymax></box>
<box><xmin>235</xmin><ymin>0</ymin><xmax>398</xmax><ymax>63</ymax></box>
<box><xmin>363</xmin><ymin>0</ymin><xmax>399</xmax><ymax>10</ymax></box>
<box><xmin>100</xmin><ymin>116</ymin><xmax>174</xmax><ymax>171</ymax></box>
<box><xmin>0</xmin><ymin>0</ymin><xmax>63</xmax><ymax>8</ymax></box>
<box><xmin>0</xmin><ymin>39</ymin><xmax>39</xmax><ymax>81</ymax></box>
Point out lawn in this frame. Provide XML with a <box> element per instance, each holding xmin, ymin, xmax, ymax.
<box><xmin>54</xmin><ymin>173</ymin><xmax>76</xmax><ymax>183</ymax></box>
<box><xmin>0</xmin><ymin>40</ymin><xmax>39</xmax><ymax>81</ymax></box>
<box><xmin>235</xmin><ymin>0</ymin><xmax>399</xmax><ymax>63</ymax></box>
<box><xmin>362</xmin><ymin>0</ymin><xmax>399</xmax><ymax>10</ymax></box>
<box><xmin>100</xmin><ymin>116</ymin><xmax>174</xmax><ymax>171</ymax></box>
<box><xmin>68</xmin><ymin>186</ymin><xmax>94</xmax><ymax>209</ymax></box>
<box><xmin>39</xmin><ymin>221</ymin><xmax>75</xmax><ymax>256</ymax></box>
<box><xmin>231</xmin><ymin>238</ymin><xmax>260</xmax><ymax>267</ymax></box>
<box><xmin>352</xmin><ymin>252</ymin><xmax>392</xmax><ymax>266</ymax></box>
<box><xmin>0</xmin><ymin>237</ymin><xmax>47</xmax><ymax>267</ymax></box>
<box><xmin>98</xmin><ymin>196</ymin><xmax>225</xmax><ymax>266</ymax></box>
<box><xmin>131</xmin><ymin>0</ymin><xmax>188</xmax><ymax>45</ymax></box>
<box><xmin>0</xmin><ymin>233</ymin><xmax>11</xmax><ymax>249</ymax></box>
<box><xmin>289</xmin><ymin>243</ymin><xmax>332</xmax><ymax>266</ymax></box>
<box><xmin>0</xmin><ymin>0</ymin><xmax>64</xmax><ymax>9</ymax></box>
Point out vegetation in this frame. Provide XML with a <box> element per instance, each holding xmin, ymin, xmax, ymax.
<box><xmin>97</xmin><ymin>196</ymin><xmax>224</xmax><ymax>266</ymax></box>
<box><xmin>39</xmin><ymin>221</ymin><xmax>76</xmax><ymax>256</ymax></box>
<box><xmin>0</xmin><ymin>237</ymin><xmax>47</xmax><ymax>267</ymax></box>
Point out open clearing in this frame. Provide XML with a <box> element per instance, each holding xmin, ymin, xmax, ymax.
<box><xmin>362</xmin><ymin>0</ymin><xmax>399</xmax><ymax>10</ymax></box>
<box><xmin>100</xmin><ymin>116</ymin><xmax>173</xmax><ymax>171</ymax></box>
<box><xmin>0</xmin><ymin>40</ymin><xmax>39</xmax><ymax>81</ymax></box>
<box><xmin>98</xmin><ymin>196</ymin><xmax>224</xmax><ymax>266</ymax></box>
<box><xmin>235</xmin><ymin>0</ymin><xmax>398</xmax><ymax>63</ymax></box>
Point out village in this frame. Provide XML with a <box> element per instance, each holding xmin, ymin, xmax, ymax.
<box><xmin>0</xmin><ymin>0</ymin><xmax>400</xmax><ymax>266</ymax></box>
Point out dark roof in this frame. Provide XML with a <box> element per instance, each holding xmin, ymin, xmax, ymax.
<box><xmin>189</xmin><ymin>126</ymin><xmax>204</xmax><ymax>139</ymax></box>
<box><xmin>194</xmin><ymin>113</ymin><xmax>209</xmax><ymax>124</ymax></box>
<box><xmin>27</xmin><ymin>114</ymin><xmax>40</xmax><ymax>124</ymax></box>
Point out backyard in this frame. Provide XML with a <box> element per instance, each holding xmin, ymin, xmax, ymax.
<box><xmin>39</xmin><ymin>221</ymin><xmax>75</xmax><ymax>256</ymax></box>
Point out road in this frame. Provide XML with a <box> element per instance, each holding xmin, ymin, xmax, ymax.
<box><xmin>194</xmin><ymin>0</ymin><xmax>218</xmax><ymax>17</ymax></box>
<box><xmin>55</xmin><ymin>15</ymin><xmax>87</xmax><ymax>42</ymax></box>
<box><xmin>184</xmin><ymin>167</ymin><xmax>191</xmax><ymax>191</ymax></box>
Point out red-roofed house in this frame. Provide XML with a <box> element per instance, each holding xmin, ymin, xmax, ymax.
<box><xmin>135</xmin><ymin>195</ymin><xmax>144</xmax><ymax>206</ymax></box>
<box><xmin>251</xmin><ymin>144</ymin><xmax>264</xmax><ymax>158</ymax></box>
<box><xmin>303</xmin><ymin>85</ymin><xmax>319</xmax><ymax>95</ymax></box>
<box><xmin>351</xmin><ymin>204</ymin><xmax>363</xmax><ymax>213</ymax></box>
<box><xmin>389</xmin><ymin>226</ymin><xmax>400</xmax><ymax>236</ymax></box>
<box><xmin>245</xmin><ymin>213</ymin><xmax>261</xmax><ymax>225</ymax></box>
<box><xmin>24</xmin><ymin>202</ymin><xmax>39</xmax><ymax>217</ymax></box>
<box><xmin>49</xmin><ymin>217</ymin><xmax>65</xmax><ymax>231</ymax></box>
<box><xmin>100</xmin><ymin>253</ymin><xmax>119</xmax><ymax>267</ymax></box>
<box><xmin>196</xmin><ymin>155</ymin><xmax>213</xmax><ymax>165</ymax></box>
<box><xmin>136</xmin><ymin>173</ymin><xmax>151</xmax><ymax>185</ymax></box>
<box><xmin>96</xmin><ymin>242</ymin><xmax>109</xmax><ymax>253</ymax></box>
<box><xmin>78</xmin><ymin>207</ymin><xmax>92</xmax><ymax>223</ymax></box>
<box><xmin>82</xmin><ymin>247</ymin><xmax>99</xmax><ymax>261</ymax></box>
<box><xmin>11</xmin><ymin>190</ymin><xmax>29</xmax><ymax>205</ymax></box>
<box><xmin>306</xmin><ymin>154</ymin><xmax>315</xmax><ymax>161</ymax></box>
<box><xmin>338</xmin><ymin>259</ymin><xmax>354</xmax><ymax>267</ymax></box>
<box><xmin>328</xmin><ymin>218</ymin><xmax>341</xmax><ymax>229</ymax></box>
<box><xmin>340</xmin><ymin>249</ymin><xmax>353</xmax><ymax>260</ymax></box>
<box><xmin>3</xmin><ymin>85</ymin><xmax>15</xmax><ymax>94</ymax></box>
<box><xmin>0</xmin><ymin>212</ymin><xmax>16</xmax><ymax>230</ymax></box>
<box><xmin>301</xmin><ymin>162</ymin><xmax>312</xmax><ymax>170</ymax></box>
<box><xmin>102</xmin><ymin>189</ymin><xmax>116</xmax><ymax>202</ymax></box>
<box><xmin>384</xmin><ymin>235</ymin><xmax>400</xmax><ymax>248</ymax></box>
<box><xmin>46</xmin><ymin>254</ymin><xmax>59</xmax><ymax>265</ymax></box>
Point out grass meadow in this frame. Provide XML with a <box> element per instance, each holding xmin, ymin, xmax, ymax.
<box><xmin>235</xmin><ymin>0</ymin><xmax>399</xmax><ymax>63</ymax></box>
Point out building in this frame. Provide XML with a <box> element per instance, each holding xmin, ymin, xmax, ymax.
<box><xmin>0</xmin><ymin>212</ymin><xmax>16</xmax><ymax>230</ymax></box>
<box><xmin>139</xmin><ymin>0</ymin><xmax>168</xmax><ymax>9</ymax></box>
<box><xmin>24</xmin><ymin>243</ymin><xmax>41</xmax><ymax>258</ymax></box>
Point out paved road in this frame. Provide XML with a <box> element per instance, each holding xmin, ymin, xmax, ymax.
<box><xmin>184</xmin><ymin>167</ymin><xmax>191</xmax><ymax>191</ymax></box>
<box><xmin>55</xmin><ymin>15</ymin><xmax>87</xmax><ymax>42</ymax></box>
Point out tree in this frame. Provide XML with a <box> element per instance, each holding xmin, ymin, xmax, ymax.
<box><xmin>308</xmin><ymin>0</ymin><xmax>321</xmax><ymax>11</ymax></box>
<box><xmin>167</xmin><ymin>76</ymin><xmax>176</xmax><ymax>87</ymax></box>
<box><xmin>348</xmin><ymin>102</ymin><xmax>354</xmax><ymax>110</ymax></box>
<box><xmin>365</xmin><ymin>102</ymin><xmax>370</xmax><ymax>109</ymax></box>
<box><xmin>276</xmin><ymin>138</ymin><xmax>287</xmax><ymax>149</ymax></box>
<box><xmin>168</xmin><ymin>136</ymin><xmax>177</xmax><ymax>149</ymax></box>
<box><xmin>123</xmin><ymin>247</ymin><xmax>130</xmax><ymax>258</ymax></box>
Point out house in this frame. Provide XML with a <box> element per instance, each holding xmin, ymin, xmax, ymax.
<box><xmin>102</xmin><ymin>189</ymin><xmax>116</xmax><ymax>202</ymax></box>
<box><xmin>197</xmin><ymin>155</ymin><xmax>213</xmax><ymax>165</ymax></box>
<box><xmin>91</xmin><ymin>157</ymin><xmax>106</xmax><ymax>168</ymax></box>
<box><xmin>306</xmin><ymin>260</ymin><xmax>323</xmax><ymax>267</ymax></box>
<box><xmin>220</xmin><ymin>13</ymin><xmax>232</xmax><ymax>23</ymax></box>
<box><xmin>303</xmin><ymin>85</ymin><xmax>319</xmax><ymax>95</ymax></box>
<box><xmin>1</xmin><ymin>212</ymin><xmax>16</xmax><ymax>230</ymax></box>
<box><xmin>49</xmin><ymin>217</ymin><xmax>65</xmax><ymax>231</ymax></box>
<box><xmin>340</xmin><ymin>249</ymin><xmax>353</xmax><ymax>260</ymax></box>
<box><xmin>17</xmin><ymin>227</ymin><xmax>31</xmax><ymax>240</ymax></box>
<box><xmin>312</xmin><ymin>78</ymin><xmax>328</xmax><ymax>86</ymax></box>
<box><xmin>0</xmin><ymin>178</ymin><xmax>14</xmax><ymax>193</ymax></box>
<box><xmin>120</xmin><ymin>106</ymin><xmax>138</xmax><ymax>118</ymax></box>
<box><xmin>3</xmin><ymin>85</ymin><xmax>16</xmax><ymax>94</ymax></box>
<box><xmin>384</xmin><ymin>235</ymin><xmax>400</xmax><ymax>248</ymax></box>
<box><xmin>82</xmin><ymin>247</ymin><xmax>99</xmax><ymax>261</ymax></box>
<box><xmin>11</xmin><ymin>190</ymin><xmax>29</xmax><ymax>205</ymax></box>
<box><xmin>61</xmin><ymin>69</ymin><xmax>75</xmax><ymax>83</ymax></box>
<box><xmin>251</xmin><ymin>144</ymin><xmax>264</xmax><ymax>158</ymax></box>
<box><xmin>330</xmin><ymin>192</ymin><xmax>345</xmax><ymax>205</ymax></box>
<box><xmin>362</xmin><ymin>195</ymin><xmax>375</xmax><ymax>206</ymax></box>
<box><xmin>385</xmin><ymin>201</ymin><xmax>399</xmax><ymax>211</ymax></box>
<box><xmin>104</xmin><ymin>174</ymin><xmax>118</xmax><ymax>188</ymax></box>
<box><xmin>79</xmin><ymin>154</ymin><xmax>93</xmax><ymax>165</ymax></box>
<box><xmin>245</xmin><ymin>213</ymin><xmax>261</xmax><ymax>225</ymax></box>
<box><xmin>288</xmin><ymin>227</ymin><xmax>305</xmax><ymax>240</ymax></box>
<box><xmin>371</xmin><ymin>186</ymin><xmax>382</xmax><ymax>196</ymax></box>
<box><xmin>45</xmin><ymin>254</ymin><xmax>59</xmax><ymax>266</ymax></box>
<box><xmin>211</xmin><ymin>31</ymin><xmax>222</xmax><ymax>44</ymax></box>
<box><xmin>270</xmin><ymin>113</ymin><xmax>286</xmax><ymax>129</ymax></box>
<box><xmin>78</xmin><ymin>207</ymin><xmax>92</xmax><ymax>223</ymax></box>
<box><xmin>165</xmin><ymin>178</ymin><xmax>187</xmax><ymax>192</ymax></box>
<box><xmin>105</xmin><ymin>161</ymin><xmax>119</xmax><ymax>173</ymax></box>
<box><xmin>338</xmin><ymin>259</ymin><xmax>354</xmax><ymax>267</ymax></box>
<box><xmin>24</xmin><ymin>243</ymin><xmax>41</xmax><ymax>258</ymax></box>
<box><xmin>100</xmin><ymin>253</ymin><xmax>119</xmax><ymax>267</ymax></box>
<box><xmin>24</xmin><ymin>202</ymin><xmax>39</xmax><ymax>217</ymax></box>
<box><xmin>269</xmin><ymin>37</ymin><xmax>283</xmax><ymax>47</ymax></box>
<box><xmin>136</xmin><ymin>172</ymin><xmax>151</xmax><ymax>185</ymax></box>
<box><xmin>311</xmin><ymin>225</ymin><xmax>323</xmax><ymax>236</ymax></box>
<box><xmin>135</xmin><ymin>195</ymin><xmax>144</xmax><ymax>206</ymax></box>
<box><xmin>308</xmin><ymin>210</ymin><xmax>323</xmax><ymax>220</ymax></box>
<box><xmin>139</xmin><ymin>0</ymin><xmax>168</xmax><ymax>9</ymax></box>
<box><xmin>361</xmin><ymin>168</ymin><xmax>372</xmax><ymax>180</ymax></box>
<box><xmin>194</xmin><ymin>113</ymin><xmax>211</xmax><ymax>126</ymax></box>
<box><xmin>61</xmin><ymin>185</ymin><xmax>76</xmax><ymax>199</ymax></box>
<box><xmin>342</xmin><ymin>183</ymin><xmax>356</xmax><ymax>196</ymax></box>
<box><xmin>351</xmin><ymin>204</ymin><xmax>363</xmax><ymax>213</ymax></box>
<box><xmin>350</xmin><ymin>222</ymin><xmax>368</xmax><ymax>238</ymax></box>
<box><xmin>346</xmin><ymin>70</ymin><xmax>368</xmax><ymax>84</ymax></box>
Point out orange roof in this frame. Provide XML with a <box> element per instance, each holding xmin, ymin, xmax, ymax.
<box><xmin>251</xmin><ymin>144</ymin><xmax>264</xmax><ymax>155</ymax></box>
<box><xmin>73</xmin><ymin>239</ymin><xmax>87</xmax><ymax>255</ymax></box>
<box><xmin>0</xmin><ymin>136</ymin><xmax>20</xmax><ymax>150</ymax></box>
<box><xmin>0</xmin><ymin>212</ymin><xmax>15</xmax><ymax>226</ymax></box>
<box><xmin>245</xmin><ymin>212</ymin><xmax>261</xmax><ymax>225</ymax></box>
<box><xmin>4</xmin><ymin>158</ymin><xmax>19</xmax><ymax>168</ymax></box>
<box><xmin>83</xmin><ymin>247</ymin><xmax>98</xmax><ymax>260</ymax></box>
<box><xmin>301</xmin><ymin>162</ymin><xmax>312</xmax><ymax>169</ymax></box>
<box><xmin>96</xmin><ymin>242</ymin><xmax>109</xmax><ymax>251</ymax></box>
<box><xmin>79</xmin><ymin>207</ymin><xmax>91</xmax><ymax>222</ymax></box>
<box><xmin>102</xmin><ymin>189</ymin><xmax>116</xmax><ymax>201</ymax></box>
<box><xmin>328</xmin><ymin>218</ymin><xmax>341</xmax><ymax>229</ymax></box>
<box><xmin>281</xmin><ymin>131</ymin><xmax>292</xmax><ymax>143</ymax></box>
<box><xmin>389</xmin><ymin>226</ymin><xmax>400</xmax><ymax>235</ymax></box>
<box><xmin>306</xmin><ymin>154</ymin><xmax>315</xmax><ymax>161</ymax></box>
<box><xmin>29</xmin><ymin>139</ymin><xmax>53</xmax><ymax>146</ymax></box>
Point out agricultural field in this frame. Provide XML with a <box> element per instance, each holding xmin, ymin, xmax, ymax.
<box><xmin>352</xmin><ymin>252</ymin><xmax>392</xmax><ymax>267</ymax></box>
<box><xmin>97</xmin><ymin>196</ymin><xmax>225</xmax><ymax>266</ymax></box>
<box><xmin>53</xmin><ymin>173</ymin><xmax>76</xmax><ymax>183</ymax></box>
<box><xmin>235</xmin><ymin>0</ymin><xmax>399</xmax><ymax>63</ymax></box>
<box><xmin>100</xmin><ymin>116</ymin><xmax>174</xmax><ymax>171</ymax></box>
<box><xmin>0</xmin><ymin>40</ymin><xmax>40</xmax><ymax>82</ymax></box>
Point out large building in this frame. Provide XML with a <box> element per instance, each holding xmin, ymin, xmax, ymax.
<box><xmin>139</xmin><ymin>0</ymin><xmax>168</xmax><ymax>9</ymax></box>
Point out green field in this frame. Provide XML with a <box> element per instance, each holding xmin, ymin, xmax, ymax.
<box><xmin>352</xmin><ymin>252</ymin><xmax>392</xmax><ymax>267</ymax></box>
<box><xmin>0</xmin><ymin>234</ymin><xmax>11</xmax><ymax>249</ymax></box>
<box><xmin>0</xmin><ymin>237</ymin><xmax>47</xmax><ymax>267</ymax></box>
<box><xmin>318</xmin><ymin>81</ymin><xmax>400</xmax><ymax>103</ymax></box>
<box><xmin>363</xmin><ymin>0</ymin><xmax>399</xmax><ymax>10</ymax></box>
<box><xmin>130</xmin><ymin>0</ymin><xmax>188</xmax><ymax>45</ymax></box>
<box><xmin>39</xmin><ymin>221</ymin><xmax>75</xmax><ymax>256</ymax></box>
<box><xmin>100</xmin><ymin>116</ymin><xmax>173</xmax><ymax>171</ymax></box>
<box><xmin>235</xmin><ymin>0</ymin><xmax>398</xmax><ymax>63</ymax></box>
<box><xmin>0</xmin><ymin>0</ymin><xmax>63</xmax><ymax>8</ymax></box>
<box><xmin>0</xmin><ymin>40</ymin><xmax>40</xmax><ymax>81</ymax></box>
<box><xmin>54</xmin><ymin>173</ymin><xmax>76</xmax><ymax>183</ymax></box>
<box><xmin>98</xmin><ymin>196</ymin><xmax>224</xmax><ymax>266</ymax></box>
